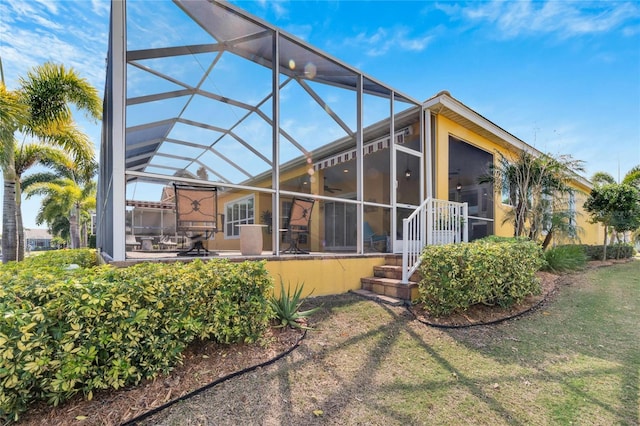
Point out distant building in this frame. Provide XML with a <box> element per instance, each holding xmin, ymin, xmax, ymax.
<box><xmin>25</xmin><ymin>228</ymin><xmax>53</xmax><ymax>251</ymax></box>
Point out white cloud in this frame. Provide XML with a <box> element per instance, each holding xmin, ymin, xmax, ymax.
<box><xmin>343</xmin><ymin>26</ymin><xmax>433</xmax><ymax>57</ymax></box>
<box><xmin>254</xmin><ymin>0</ymin><xmax>289</xmax><ymax>19</ymax></box>
<box><xmin>33</xmin><ymin>0</ymin><xmax>58</xmax><ymax>15</ymax></box>
<box><xmin>90</xmin><ymin>0</ymin><xmax>110</xmax><ymax>17</ymax></box>
<box><xmin>0</xmin><ymin>0</ymin><xmax>108</xmax><ymax>92</ymax></box>
<box><xmin>459</xmin><ymin>0</ymin><xmax>640</xmax><ymax>39</ymax></box>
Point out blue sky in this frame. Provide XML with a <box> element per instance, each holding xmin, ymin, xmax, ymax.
<box><xmin>1</xmin><ymin>0</ymin><xmax>639</xmax><ymax>229</ymax></box>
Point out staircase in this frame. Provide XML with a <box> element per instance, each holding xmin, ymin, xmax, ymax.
<box><xmin>357</xmin><ymin>255</ymin><xmax>420</xmax><ymax>305</ymax></box>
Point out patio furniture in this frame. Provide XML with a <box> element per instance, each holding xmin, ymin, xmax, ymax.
<box><xmin>159</xmin><ymin>235</ymin><xmax>178</xmax><ymax>250</ymax></box>
<box><xmin>364</xmin><ymin>222</ymin><xmax>388</xmax><ymax>252</ymax></box>
<box><xmin>125</xmin><ymin>234</ymin><xmax>140</xmax><ymax>250</ymax></box>
<box><xmin>140</xmin><ymin>236</ymin><xmax>154</xmax><ymax>251</ymax></box>
<box><xmin>281</xmin><ymin>197</ymin><xmax>315</xmax><ymax>254</ymax></box>
<box><xmin>174</xmin><ymin>184</ymin><xmax>218</xmax><ymax>256</ymax></box>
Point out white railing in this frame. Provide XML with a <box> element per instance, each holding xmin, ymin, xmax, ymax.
<box><xmin>402</xmin><ymin>198</ymin><xmax>468</xmax><ymax>283</ymax></box>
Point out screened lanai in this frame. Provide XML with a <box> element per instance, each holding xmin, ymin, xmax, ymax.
<box><xmin>98</xmin><ymin>0</ymin><xmax>427</xmax><ymax>261</ymax></box>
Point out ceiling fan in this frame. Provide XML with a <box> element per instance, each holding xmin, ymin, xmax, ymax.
<box><xmin>324</xmin><ymin>177</ymin><xmax>342</xmax><ymax>194</ymax></box>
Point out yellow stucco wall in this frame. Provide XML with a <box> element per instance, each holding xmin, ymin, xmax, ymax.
<box><xmin>434</xmin><ymin>114</ymin><xmax>513</xmax><ymax>237</ymax></box>
<box><xmin>562</xmin><ymin>180</ymin><xmax>604</xmax><ymax>245</ymax></box>
<box><xmin>265</xmin><ymin>256</ymin><xmax>386</xmax><ymax>298</ymax></box>
<box><xmin>433</xmin><ymin>114</ymin><xmax>603</xmax><ymax>245</ymax></box>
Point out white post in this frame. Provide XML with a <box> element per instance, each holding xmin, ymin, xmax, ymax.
<box><xmin>463</xmin><ymin>202</ymin><xmax>469</xmax><ymax>242</ymax></box>
<box><xmin>402</xmin><ymin>218</ymin><xmax>409</xmax><ymax>283</ymax></box>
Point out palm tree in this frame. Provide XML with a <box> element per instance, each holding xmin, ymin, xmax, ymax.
<box><xmin>481</xmin><ymin>150</ymin><xmax>584</xmax><ymax>242</ymax></box>
<box><xmin>25</xmin><ymin>177</ymin><xmax>97</xmax><ymax>249</ymax></box>
<box><xmin>12</xmin><ymin>143</ymin><xmax>71</xmax><ymax>260</ymax></box>
<box><xmin>0</xmin><ymin>62</ymin><xmax>101</xmax><ymax>262</ymax></box>
<box><xmin>23</xmin><ymin>155</ymin><xmax>98</xmax><ymax>249</ymax></box>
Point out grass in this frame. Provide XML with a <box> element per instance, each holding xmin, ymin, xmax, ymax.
<box><xmin>140</xmin><ymin>261</ymin><xmax>638</xmax><ymax>425</ymax></box>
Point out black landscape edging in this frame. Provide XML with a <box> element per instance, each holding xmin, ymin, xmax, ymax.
<box><xmin>407</xmin><ymin>292</ymin><xmax>550</xmax><ymax>329</ymax></box>
<box><xmin>121</xmin><ymin>329</ymin><xmax>307</xmax><ymax>425</ymax></box>
<box><xmin>414</xmin><ymin>259</ymin><xmax>637</xmax><ymax>329</ymax></box>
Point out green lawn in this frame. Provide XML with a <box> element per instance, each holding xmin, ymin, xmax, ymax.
<box><xmin>145</xmin><ymin>261</ymin><xmax>639</xmax><ymax>425</ymax></box>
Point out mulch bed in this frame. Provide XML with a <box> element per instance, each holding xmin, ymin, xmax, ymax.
<box><xmin>18</xmin><ymin>327</ymin><xmax>303</xmax><ymax>426</ymax></box>
<box><xmin>409</xmin><ymin>258</ymin><xmax>635</xmax><ymax>328</ymax></box>
<box><xmin>409</xmin><ymin>271</ymin><xmax>560</xmax><ymax>328</ymax></box>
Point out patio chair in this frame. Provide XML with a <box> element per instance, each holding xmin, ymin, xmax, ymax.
<box><xmin>364</xmin><ymin>222</ymin><xmax>388</xmax><ymax>252</ymax></box>
<box><xmin>174</xmin><ymin>184</ymin><xmax>218</xmax><ymax>256</ymax></box>
<box><xmin>281</xmin><ymin>196</ymin><xmax>315</xmax><ymax>254</ymax></box>
<box><xmin>159</xmin><ymin>235</ymin><xmax>178</xmax><ymax>250</ymax></box>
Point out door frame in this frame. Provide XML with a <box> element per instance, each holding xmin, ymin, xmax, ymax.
<box><xmin>392</xmin><ymin>144</ymin><xmax>423</xmax><ymax>253</ymax></box>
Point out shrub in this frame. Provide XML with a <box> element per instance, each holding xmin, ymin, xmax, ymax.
<box><xmin>0</xmin><ymin>254</ymin><xmax>272</xmax><ymax>421</ymax></box>
<box><xmin>543</xmin><ymin>245</ymin><xmax>587</xmax><ymax>272</ymax></box>
<box><xmin>585</xmin><ymin>243</ymin><xmax>634</xmax><ymax>260</ymax></box>
<box><xmin>417</xmin><ymin>239</ymin><xmax>544</xmax><ymax>316</ymax></box>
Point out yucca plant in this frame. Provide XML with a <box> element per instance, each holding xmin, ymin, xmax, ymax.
<box><xmin>269</xmin><ymin>279</ymin><xmax>320</xmax><ymax>329</ymax></box>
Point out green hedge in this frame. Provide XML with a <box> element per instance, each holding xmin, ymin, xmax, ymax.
<box><xmin>576</xmin><ymin>243</ymin><xmax>635</xmax><ymax>260</ymax></box>
<box><xmin>0</xmin><ymin>251</ymin><xmax>273</xmax><ymax>421</ymax></box>
<box><xmin>417</xmin><ymin>239</ymin><xmax>545</xmax><ymax>316</ymax></box>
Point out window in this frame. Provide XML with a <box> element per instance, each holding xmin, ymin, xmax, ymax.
<box><xmin>448</xmin><ymin>137</ymin><xmax>494</xmax><ymax>241</ymax></box>
<box><xmin>224</xmin><ymin>195</ymin><xmax>254</xmax><ymax>238</ymax></box>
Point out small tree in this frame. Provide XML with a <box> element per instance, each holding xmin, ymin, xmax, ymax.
<box><xmin>50</xmin><ymin>235</ymin><xmax>66</xmax><ymax>249</ymax></box>
<box><xmin>584</xmin><ymin>183</ymin><xmax>640</xmax><ymax>260</ymax></box>
<box><xmin>482</xmin><ymin>150</ymin><xmax>584</xmax><ymax>243</ymax></box>
<box><xmin>589</xmin><ymin>165</ymin><xmax>640</xmax><ymax>244</ymax></box>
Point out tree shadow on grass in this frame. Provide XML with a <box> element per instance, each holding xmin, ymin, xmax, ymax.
<box><xmin>442</xmin><ymin>262</ymin><xmax>639</xmax><ymax>425</ymax></box>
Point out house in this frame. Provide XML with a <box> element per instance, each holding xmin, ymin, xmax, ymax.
<box><xmin>97</xmin><ymin>0</ymin><xmax>602</xmax><ymax>297</ymax></box>
<box><xmin>25</xmin><ymin>228</ymin><xmax>54</xmax><ymax>251</ymax></box>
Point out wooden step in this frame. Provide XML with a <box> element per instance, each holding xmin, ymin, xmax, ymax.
<box><xmin>360</xmin><ymin>276</ymin><xmax>418</xmax><ymax>301</ymax></box>
<box><xmin>373</xmin><ymin>265</ymin><xmax>421</xmax><ymax>282</ymax></box>
<box><xmin>384</xmin><ymin>255</ymin><xmax>403</xmax><ymax>266</ymax></box>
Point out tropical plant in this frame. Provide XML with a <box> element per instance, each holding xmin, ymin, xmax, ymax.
<box><xmin>542</xmin><ymin>245</ymin><xmax>587</xmax><ymax>272</ymax></box>
<box><xmin>539</xmin><ymin>210</ymin><xmax>582</xmax><ymax>249</ymax></box>
<box><xmin>481</xmin><ymin>150</ymin><xmax>584</xmax><ymax>243</ymax></box>
<box><xmin>12</xmin><ymin>143</ymin><xmax>70</xmax><ymax>258</ymax></box>
<box><xmin>25</xmin><ymin>176</ymin><xmax>97</xmax><ymax>249</ymax></box>
<box><xmin>0</xmin><ymin>62</ymin><xmax>101</xmax><ymax>262</ymax></box>
<box><xmin>584</xmin><ymin>183</ymin><xmax>640</xmax><ymax>260</ymax></box>
<box><xmin>269</xmin><ymin>279</ymin><xmax>320</xmax><ymax>329</ymax></box>
<box><xmin>591</xmin><ymin>165</ymin><xmax>640</xmax><ymax>189</ymax></box>
<box><xmin>50</xmin><ymin>236</ymin><xmax>66</xmax><ymax>249</ymax></box>
<box><xmin>23</xmin><ymin>152</ymin><xmax>97</xmax><ymax>248</ymax></box>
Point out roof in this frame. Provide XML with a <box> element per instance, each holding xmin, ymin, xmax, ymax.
<box><xmin>25</xmin><ymin>229</ymin><xmax>53</xmax><ymax>240</ymax></box>
<box><xmin>424</xmin><ymin>91</ymin><xmax>593</xmax><ymax>189</ymax></box>
<box><xmin>122</xmin><ymin>0</ymin><xmax>420</xmax><ymax>187</ymax></box>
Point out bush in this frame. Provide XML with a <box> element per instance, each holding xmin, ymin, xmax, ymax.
<box><xmin>543</xmin><ymin>245</ymin><xmax>587</xmax><ymax>272</ymax></box>
<box><xmin>417</xmin><ymin>239</ymin><xmax>544</xmax><ymax>316</ymax></box>
<box><xmin>0</xmin><ymin>253</ymin><xmax>272</xmax><ymax>421</ymax></box>
<box><xmin>584</xmin><ymin>243</ymin><xmax>634</xmax><ymax>260</ymax></box>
